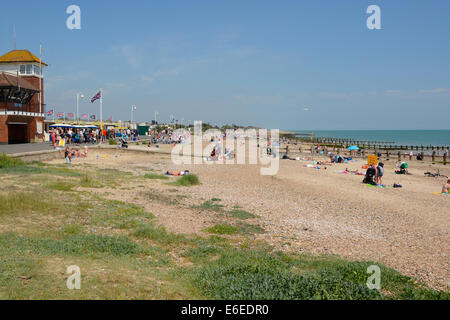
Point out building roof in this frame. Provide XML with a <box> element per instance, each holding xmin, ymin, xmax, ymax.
<box><xmin>0</xmin><ymin>49</ymin><xmax>48</xmax><ymax>66</ymax></box>
<box><xmin>0</xmin><ymin>72</ymin><xmax>40</xmax><ymax>91</ymax></box>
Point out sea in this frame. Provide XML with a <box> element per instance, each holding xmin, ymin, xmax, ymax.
<box><xmin>292</xmin><ymin>130</ymin><xmax>450</xmax><ymax>147</ymax></box>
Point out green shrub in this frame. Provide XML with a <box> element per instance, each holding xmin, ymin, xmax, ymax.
<box><xmin>170</xmin><ymin>174</ymin><xmax>200</xmax><ymax>187</ymax></box>
<box><xmin>191</xmin><ymin>250</ymin><xmax>383</xmax><ymax>300</ymax></box>
<box><xmin>109</xmin><ymin>138</ymin><xmax>118</xmax><ymax>145</ymax></box>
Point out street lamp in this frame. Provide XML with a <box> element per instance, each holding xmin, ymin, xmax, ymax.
<box><xmin>131</xmin><ymin>105</ymin><xmax>137</xmax><ymax>125</ymax></box>
<box><xmin>76</xmin><ymin>92</ymin><xmax>84</xmax><ymax>124</ymax></box>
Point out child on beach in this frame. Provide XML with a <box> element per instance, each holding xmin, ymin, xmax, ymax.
<box><xmin>442</xmin><ymin>179</ymin><xmax>450</xmax><ymax>194</ymax></box>
<box><xmin>64</xmin><ymin>146</ymin><xmax>72</xmax><ymax>164</ymax></box>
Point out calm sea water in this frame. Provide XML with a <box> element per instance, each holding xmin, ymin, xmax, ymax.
<box><xmin>293</xmin><ymin>130</ymin><xmax>450</xmax><ymax>146</ymax></box>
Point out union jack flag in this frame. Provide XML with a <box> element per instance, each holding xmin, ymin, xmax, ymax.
<box><xmin>91</xmin><ymin>91</ymin><xmax>101</xmax><ymax>103</ymax></box>
<box><xmin>57</xmin><ymin>112</ymin><xmax>64</xmax><ymax>117</ymax></box>
<box><xmin>46</xmin><ymin>109</ymin><xmax>54</xmax><ymax>116</ymax></box>
<box><xmin>68</xmin><ymin>113</ymin><xmax>74</xmax><ymax>118</ymax></box>
<box><xmin>81</xmin><ymin>114</ymin><xmax>88</xmax><ymax>119</ymax></box>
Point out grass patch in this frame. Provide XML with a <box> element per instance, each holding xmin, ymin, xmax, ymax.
<box><xmin>133</xmin><ymin>224</ymin><xmax>190</xmax><ymax>246</ymax></box>
<box><xmin>237</xmin><ymin>222</ymin><xmax>265</xmax><ymax>235</ymax></box>
<box><xmin>194</xmin><ymin>200</ymin><xmax>225</xmax><ymax>212</ymax></box>
<box><xmin>80</xmin><ymin>174</ymin><xmax>101</xmax><ymax>188</ymax></box>
<box><xmin>228</xmin><ymin>209</ymin><xmax>257</xmax><ymax>220</ymax></box>
<box><xmin>61</xmin><ymin>224</ymin><xmax>83</xmax><ymax>235</ymax></box>
<box><xmin>0</xmin><ymin>232</ymin><xmax>144</xmax><ymax>257</ymax></box>
<box><xmin>0</xmin><ymin>153</ymin><xmax>24</xmax><ymax>168</ymax></box>
<box><xmin>170</xmin><ymin>174</ymin><xmax>200</xmax><ymax>187</ymax></box>
<box><xmin>144</xmin><ymin>173</ymin><xmax>169</xmax><ymax>180</ymax></box>
<box><xmin>189</xmin><ymin>249</ymin><xmax>449</xmax><ymax>300</ymax></box>
<box><xmin>0</xmin><ymin>193</ymin><xmax>58</xmax><ymax>217</ymax></box>
<box><xmin>48</xmin><ymin>181</ymin><xmax>74</xmax><ymax>192</ymax></box>
<box><xmin>204</xmin><ymin>224</ymin><xmax>239</xmax><ymax>235</ymax></box>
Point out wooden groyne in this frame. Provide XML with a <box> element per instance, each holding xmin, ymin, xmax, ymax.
<box><xmin>281</xmin><ymin>144</ymin><xmax>449</xmax><ymax>165</ymax></box>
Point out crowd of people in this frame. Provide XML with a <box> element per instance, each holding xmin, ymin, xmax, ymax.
<box><xmin>49</xmin><ymin>126</ymin><xmax>139</xmax><ymax>147</ymax></box>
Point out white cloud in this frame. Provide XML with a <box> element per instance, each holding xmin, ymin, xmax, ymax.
<box><xmin>112</xmin><ymin>44</ymin><xmax>143</xmax><ymax>68</ymax></box>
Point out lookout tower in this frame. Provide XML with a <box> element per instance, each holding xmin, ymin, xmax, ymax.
<box><xmin>0</xmin><ymin>49</ymin><xmax>47</xmax><ymax>144</ymax></box>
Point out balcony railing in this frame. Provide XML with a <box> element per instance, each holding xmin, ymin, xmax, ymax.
<box><xmin>0</xmin><ymin>102</ymin><xmax>45</xmax><ymax>114</ymax></box>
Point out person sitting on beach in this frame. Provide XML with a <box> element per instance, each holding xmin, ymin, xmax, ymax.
<box><xmin>363</xmin><ymin>164</ymin><xmax>377</xmax><ymax>185</ymax></box>
<box><xmin>64</xmin><ymin>146</ymin><xmax>72</xmax><ymax>164</ymax></box>
<box><xmin>442</xmin><ymin>179</ymin><xmax>450</xmax><ymax>194</ymax></box>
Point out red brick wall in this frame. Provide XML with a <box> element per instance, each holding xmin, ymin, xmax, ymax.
<box><xmin>0</xmin><ymin>115</ymin><xmax>44</xmax><ymax>144</ymax></box>
<box><xmin>0</xmin><ymin>115</ymin><xmax>7</xmax><ymax>143</ymax></box>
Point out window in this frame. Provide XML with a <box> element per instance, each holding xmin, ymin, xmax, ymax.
<box><xmin>20</xmin><ymin>65</ymin><xmax>26</xmax><ymax>74</ymax></box>
<box><xmin>25</xmin><ymin>65</ymin><xmax>32</xmax><ymax>75</ymax></box>
<box><xmin>34</xmin><ymin>65</ymin><xmax>41</xmax><ymax>76</ymax></box>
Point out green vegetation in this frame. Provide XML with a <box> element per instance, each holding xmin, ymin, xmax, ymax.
<box><xmin>0</xmin><ymin>153</ymin><xmax>24</xmax><ymax>168</ymax></box>
<box><xmin>170</xmin><ymin>174</ymin><xmax>200</xmax><ymax>187</ymax></box>
<box><xmin>228</xmin><ymin>209</ymin><xmax>257</xmax><ymax>220</ymax></box>
<box><xmin>144</xmin><ymin>173</ymin><xmax>169</xmax><ymax>180</ymax></box>
<box><xmin>80</xmin><ymin>174</ymin><xmax>101</xmax><ymax>188</ymax></box>
<box><xmin>133</xmin><ymin>224</ymin><xmax>190</xmax><ymax>246</ymax></box>
<box><xmin>0</xmin><ymin>160</ymin><xmax>447</xmax><ymax>300</ymax></box>
<box><xmin>49</xmin><ymin>181</ymin><xmax>74</xmax><ymax>192</ymax></box>
<box><xmin>185</xmin><ymin>248</ymin><xmax>449</xmax><ymax>300</ymax></box>
<box><xmin>108</xmin><ymin>138</ymin><xmax>118</xmax><ymax>145</ymax></box>
<box><xmin>204</xmin><ymin>224</ymin><xmax>239</xmax><ymax>235</ymax></box>
<box><xmin>194</xmin><ymin>200</ymin><xmax>225</xmax><ymax>212</ymax></box>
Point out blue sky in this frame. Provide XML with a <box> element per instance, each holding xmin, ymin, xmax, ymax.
<box><xmin>1</xmin><ymin>0</ymin><xmax>449</xmax><ymax>130</ymax></box>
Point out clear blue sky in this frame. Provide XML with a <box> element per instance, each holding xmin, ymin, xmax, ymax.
<box><xmin>1</xmin><ymin>0</ymin><xmax>449</xmax><ymax>130</ymax></box>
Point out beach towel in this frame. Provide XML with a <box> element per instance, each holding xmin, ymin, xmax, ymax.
<box><xmin>366</xmin><ymin>183</ymin><xmax>389</xmax><ymax>188</ymax></box>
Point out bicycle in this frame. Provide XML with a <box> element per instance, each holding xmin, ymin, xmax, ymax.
<box><xmin>424</xmin><ymin>169</ymin><xmax>448</xmax><ymax>179</ymax></box>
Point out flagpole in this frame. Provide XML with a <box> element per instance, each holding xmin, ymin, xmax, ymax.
<box><xmin>39</xmin><ymin>43</ymin><xmax>42</xmax><ymax>115</ymax></box>
<box><xmin>100</xmin><ymin>88</ymin><xmax>103</xmax><ymax>131</ymax></box>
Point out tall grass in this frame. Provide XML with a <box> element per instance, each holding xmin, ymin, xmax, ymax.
<box><xmin>0</xmin><ymin>193</ymin><xmax>57</xmax><ymax>216</ymax></box>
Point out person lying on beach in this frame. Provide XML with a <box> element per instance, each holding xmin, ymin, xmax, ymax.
<box><xmin>442</xmin><ymin>179</ymin><xmax>450</xmax><ymax>194</ymax></box>
<box><xmin>282</xmin><ymin>154</ymin><xmax>295</xmax><ymax>160</ymax></box>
